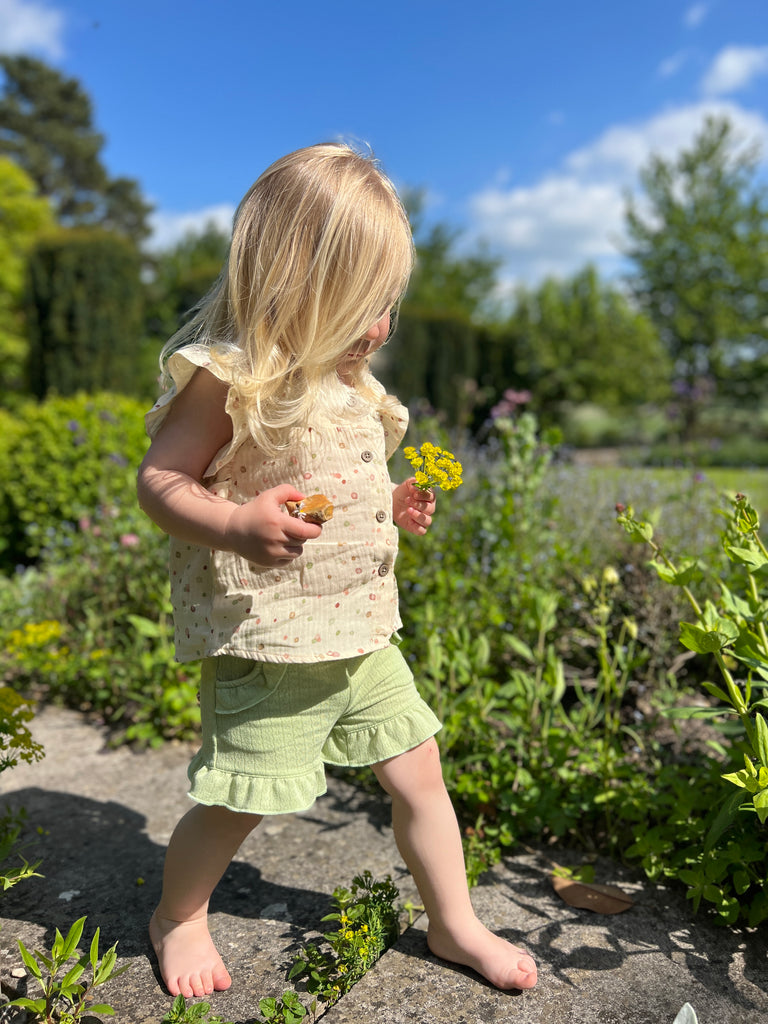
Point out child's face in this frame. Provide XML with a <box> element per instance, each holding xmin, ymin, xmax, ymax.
<box><xmin>339</xmin><ymin>310</ymin><xmax>391</xmax><ymax>373</ymax></box>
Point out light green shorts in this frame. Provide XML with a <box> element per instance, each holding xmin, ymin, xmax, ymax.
<box><xmin>187</xmin><ymin>644</ymin><xmax>441</xmax><ymax>816</ymax></box>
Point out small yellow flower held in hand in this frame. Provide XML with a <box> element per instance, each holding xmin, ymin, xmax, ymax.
<box><xmin>403</xmin><ymin>442</ymin><xmax>463</xmax><ymax>493</ymax></box>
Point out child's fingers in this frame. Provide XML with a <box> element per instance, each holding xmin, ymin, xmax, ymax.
<box><xmin>283</xmin><ymin>518</ymin><xmax>323</xmax><ymax>542</ymax></box>
<box><xmin>407</xmin><ymin>505</ymin><xmax>432</xmax><ymax>534</ymax></box>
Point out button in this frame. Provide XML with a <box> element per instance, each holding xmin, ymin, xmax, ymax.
<box><xmin>375</xmin><ymin>510</ymin><xmax>387</xmax><ymax>522</ymax></box>
<box><xmin>361</xmin><ymin>450</ymin><xmax>373</xmax><ymax>462</ymax></box>
<box><xmin>377</xmin><ymin>563</ymin><xmax>390</xmax><ymax>576</ymax></box>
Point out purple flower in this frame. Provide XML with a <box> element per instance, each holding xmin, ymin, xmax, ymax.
<box><xmin>490</xmin><ymin>389</ymin><xmax>532</xmax><ymax>420</ymax></box>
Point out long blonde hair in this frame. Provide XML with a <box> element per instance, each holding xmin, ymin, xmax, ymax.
<box><xmin>160</xmin><ymin>143</ymin><xmax>414</xmax><ymax>455</ymax></box>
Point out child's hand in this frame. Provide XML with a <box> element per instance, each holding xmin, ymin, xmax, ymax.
<box><xmin>392</xmin><ymin>478</ymin><xmax>436</xmax><ymax>536</ymax></box>
<box><xmin>224</xmin><ymin>485</ymin><xmax>323</xmax><ymax>565</ymax></box>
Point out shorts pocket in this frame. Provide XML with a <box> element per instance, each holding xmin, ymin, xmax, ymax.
<box><xmin>214</xmin><ymin>657</ymin><xmax>286</xmax><ymax>714</ymax></box>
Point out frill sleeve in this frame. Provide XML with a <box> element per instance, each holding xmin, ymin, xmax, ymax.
<box><xmin>380</xmin><ymin>399</ymin><xmax>409</xmax><ymax>460</ymax></box>
<box><xmin>363</xmin><ymin>372</ymin><xmax>409</xmax><ymax>461</ymax></box>
<box><xmin>144</xmin><ymin>344</ymin><xmax>250</xmax><ymax>478</ymax></box>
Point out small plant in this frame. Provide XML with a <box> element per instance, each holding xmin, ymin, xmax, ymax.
<box><xmin>161</xmin><ymin>994</ymin><xmax>233</xmax><ymax>1023</ymax></box>
<box><xmin>287</xmin><ymin>871</ymin><xmax>399</xmax><ymax>1010</ymax></box>
<box><xmin>0</xmin><ymin>685</ymin><xmax>45</xmax><ymax>891</ymax></box>
<box><xmin>258</xmin><ymin>990</ymin><xmax>314</xmax><ymax>1024</ymax></box>
<box><xmin>8</xmin><ymin>916</ymin><xmax>128</xmax><ymax>1023</ymax></box>
<box><xmin>616</xmin><ymin>494</ymin><xmax>768</xmax><ymax>822</ymax></box>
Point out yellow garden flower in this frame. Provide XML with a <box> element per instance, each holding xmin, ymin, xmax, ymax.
<box><xmin>403</xmin><ymin>442</ymin><xmax>463</xmax><ymax>493</ymax></box>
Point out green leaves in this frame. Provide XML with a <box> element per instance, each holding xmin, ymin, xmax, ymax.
<box><xmin>9</xmin><ymin>916</ymin><xmax>126</xmax><ymax>1022</ymax></box>
<box><xmin>724</xmin><ymin>545</ymin><xmax>768</xmax><ymax>573</ymax></box>
<box><xmin>161</xmin><ymin>993</ymin><xmax>233</xmax><ymax>1023</ymax></box>
<box><xmin>679</xmin><ymin>619</ymin><xmax>738</xmax><ymax>653</ymax></box>
<box><xmin>613</xmin><ymin>489</ymin><xmax>768</xmax><ymax>923</ymax></box>
<box><xmin>648</xmin><ymin>559</ymin><xmax>700</xmax><ymax>586</ymax></box>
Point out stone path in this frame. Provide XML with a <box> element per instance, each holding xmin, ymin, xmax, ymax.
<box><xmin>0</xmin><ymin>705</ymin><xmax>766</xmax><ymax>1023</ymax></box>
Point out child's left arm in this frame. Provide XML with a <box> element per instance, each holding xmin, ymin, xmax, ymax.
<box><xmin>392</xmin><ymin>479</ymin><xmax>436</xmax><ymax>536</ymax></box>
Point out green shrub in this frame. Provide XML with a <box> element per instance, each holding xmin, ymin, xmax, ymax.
<box><xmin>616</xmin><ymin>494</ymin><xmax>768</xmax><ymax>925</ymax></box>
<box><xmin>0</xmin><ymin>501</ymin><xmax>199</xmax><ymax>747</ymax></box>
<box><xmin>0</xmin><ymin>390</ymin><xmax>149</xmax><ymax>568</ymax></box>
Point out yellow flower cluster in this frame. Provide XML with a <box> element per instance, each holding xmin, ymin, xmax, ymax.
<box><xmin>7</xmin><ymin>620</ymin><xmax>63</xmax><ymax>650</ymax></box>
<box><xmin>403</xmin><ymin>442</ymin><xmax>463</xmax><ymax>493</ymax></box>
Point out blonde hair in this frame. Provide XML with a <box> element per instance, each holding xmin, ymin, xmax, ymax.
<box><xmin>160</xmin><ymin>143</ymin><xmax>414</xmax><ymax>455</ymax></box>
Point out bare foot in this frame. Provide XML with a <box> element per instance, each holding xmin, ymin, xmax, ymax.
<box><xmin>427</xmin><ymin>918</ymin><xmax>537</xmax><ymax>990</ymax></box>
<box><xmin>149</xmin><ymin>910</ymin><xmax>232</xmax><ymax>998</ymax></box>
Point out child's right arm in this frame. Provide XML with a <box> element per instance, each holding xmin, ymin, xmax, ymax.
<box><xmin>137</xmin><ymin>367</ymin><xmax>322</xmax><ymax>566</ymax></box>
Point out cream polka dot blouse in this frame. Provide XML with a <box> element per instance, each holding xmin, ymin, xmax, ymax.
<box><xmin>145</xmin><ymin>345</ymin><xmax>409</xmax><ymax>664</ymax></box>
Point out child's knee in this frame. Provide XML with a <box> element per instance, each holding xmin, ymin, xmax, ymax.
<box><xmin>374</xmin><ymin>738</ymin><xmax>446</xmax><ymax>801</ymax></box>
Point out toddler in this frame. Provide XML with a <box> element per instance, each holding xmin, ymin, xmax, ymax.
<box><xmin>137</xmin><ymin>143</ymin><xmax>538</xmax><ymax>1000</ymax></box>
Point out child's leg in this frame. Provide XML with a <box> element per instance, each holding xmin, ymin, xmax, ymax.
<box><xmin>150</xmin><ymin>803</ymin><xmax>262</xmax><ymax>998</ymax></box>
<box><xmin>372</xmin><ymin>738</ymin><xmax>537</xmax><ymax>990</ymax></box>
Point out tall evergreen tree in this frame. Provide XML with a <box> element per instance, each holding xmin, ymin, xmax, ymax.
<box><xmin>25</xmin><ymin>230</ymin><xmax>144</xmax><ymax>397</ymax></box>
<box><xmin>0</xmin><ymin>55</ymin><xmax>151</xmax><ymax>241</ymax></box>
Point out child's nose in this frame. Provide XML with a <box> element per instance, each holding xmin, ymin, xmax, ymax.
<box><xmin>364</xmin><ymin>312</ymin><xmax>390</xmax><ymax>341</ymax></box>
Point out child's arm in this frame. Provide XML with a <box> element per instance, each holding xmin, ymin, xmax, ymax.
<box><xmin>392</xmin><ymin>479</ymin><xmax>436</xmax><ymax>536</ymax></box>
<box><xmin>137</xmin><ymin>367</ymin><xmax>322</xmax><ymax>566</ymax></box>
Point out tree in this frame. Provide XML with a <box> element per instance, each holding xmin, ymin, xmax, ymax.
<box><xmin>0</xmin><ymin>55</ymin><xmax>151</xmax><ymax>241</ymax></box>
<box><xmin>402</xmin><ymin>191</ymin><xmax>500</xmax><ymax>321</ymax></box>
<box><xmin>625</xmin><ymin>116</ymin><xmax>768</xmax><ymax>437</ymax></box>
<box><xmin>144</xmin><ymin>223</ymin><xmax>230</xmax><ymax>342</ymax></box>
<box><xmin>502</xmin><ymin>265</ymin><xmax>670</xmax><ymax>420</ymax></box>
<box><xmin>380</xmin><ymin>195</ymin><xmax>501</xmax><ymax>425</ymax></box>
<box><xmin>25</xmin><ymin>230</ymin><xmax>144</xmax><ymax>397</ymax></box>
<box><xmin>0</xmin><ymin>157</ymin><xmax>53</xmax><ymax>395</ymax></box>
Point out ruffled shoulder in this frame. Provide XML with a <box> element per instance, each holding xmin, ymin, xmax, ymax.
<box><xmin>364</xmin><ymin>372</ymin><xmax>408</xmax><ymax>459</ymax></box>
<box><xmin>145</xmin><ymin>344</ymin><xmax>214</xmax><ymax>438</ymax></box>
<box><xmin>380</xmin><ymin>398</ymin><xmax>409</xmax><ymax>460</ymax></box>
<box><xmin>144</xmin><ymin>344</ymin><xmax>248</xmax><ymax>477</ymax></box>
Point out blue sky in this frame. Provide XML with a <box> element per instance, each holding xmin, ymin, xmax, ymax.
<box><xmin>2</xmin><ymin>0</ymin><xmax>767</xmax><ymax>289</ymax></box>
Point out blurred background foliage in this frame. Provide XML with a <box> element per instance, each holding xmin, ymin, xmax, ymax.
<box><xmin>0</xmin><ymin>56</ymin><xmax>765</xmax><ymax>465</ymax></box>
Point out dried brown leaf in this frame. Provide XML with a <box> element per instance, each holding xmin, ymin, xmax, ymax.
<box><xmin>550</xmin><ymin>874</ymin><xmax>634</xmax><ymax>914</ymax></box>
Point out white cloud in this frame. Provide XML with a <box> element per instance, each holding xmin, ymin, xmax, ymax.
<box><xmin>147</xmin><ymin>204</ymin><xmax>236</xmax><ymax>252</ymax></box>
<box><xmin>468</xmin><ymin>101</ymin><xmax>768</xmax><ymax>288</ymax></box>
<box><xmin>701</xmin><ymin>45</ymin><xmax>768</xmax><ymax>96</ymax></box>
<box><xmin>684</xmin><ymin>3</ymin><xmax>709</xmax><ymax>29</ymax></box>
<box><xmin>0</xmin><ymin>0</ymin><xmax>65</xmax><ymax>59</ymax></box>
<box><xmin>658</xmin><ymin>51</ymin><xmax>689</xmax><ymax>79</ymax></box>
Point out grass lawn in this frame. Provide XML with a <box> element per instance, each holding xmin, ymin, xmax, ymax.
<box><xmin>576</xmin><ymin>464</ymin><xmax>768</xmax><ymax>521</ymax></box>
<box><xmin>546</xmin><ymin>463</ymin><xmax>768</xmax><ymax>567</ymax></box>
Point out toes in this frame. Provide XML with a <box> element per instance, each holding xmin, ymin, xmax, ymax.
<box><xmin>507</xmin><ymin>952</ymin><xmax>537</xmax><ymax>989</ymax></box>
<box><xmin>188</xmin><ymin>972</ymin><xmax>206</xmax><ymax>998</ymax></box>
<box><xmin>212</xmin><ymin>963</ymin><xmax>232</xmax><ymax>991</ymax></box>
